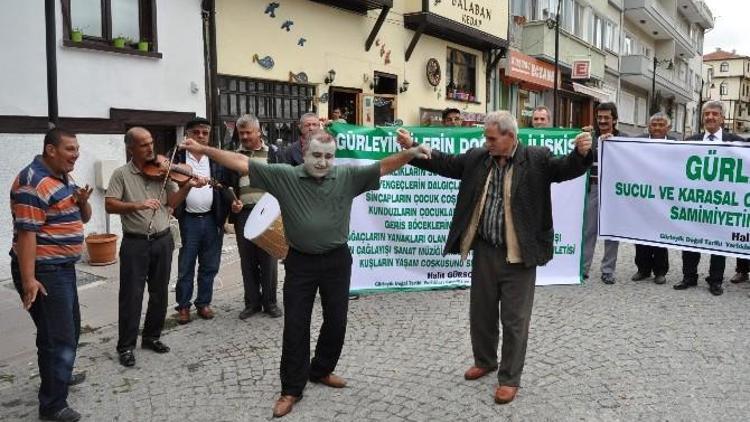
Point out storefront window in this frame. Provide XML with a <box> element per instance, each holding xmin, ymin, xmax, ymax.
<box><xmin>446</xmin><ymin>48</ymin><xmax>477</xmax><ymax>102</ymax></box>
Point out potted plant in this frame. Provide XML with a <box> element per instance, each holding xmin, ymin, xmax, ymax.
<box><xmin>113</xmin><ymin>36</ymin><xmax>127</xmax><ymax>48</ymax></box>
<box><xmin>137</xmin><ymin>39</ymin><xmax>149</xmax><ymax>52</ymax></box>
<box><xmin>71</xmin><ymin>27</ymin><xmax>83</xmax><ymax>42</ymax></box>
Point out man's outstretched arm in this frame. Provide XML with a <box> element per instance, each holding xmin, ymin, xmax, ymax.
<box><xmin>180</xmin><ymin>138</ymin><xmax>250</xmax><ymax>175</ymax></box>
<box><xmin>380</xmin><ymin>144</ymin><xmax>432</xmax><ymax>176</ymax></box>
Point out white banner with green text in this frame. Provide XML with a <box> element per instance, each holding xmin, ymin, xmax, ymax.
<box><xmin>327</xmin><ymin>124</ymin><xmax>589</xmax><ymax>293</ymax></box>
<box><xmin>598</xmin><ymin>137</ymin><xmax>750</xmax><ymax>258</ymax></box>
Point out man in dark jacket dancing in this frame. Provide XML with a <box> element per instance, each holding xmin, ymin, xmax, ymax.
<box><xmin>397</xmin><ymin>111</ymin><xmax>592</xmax><ymax>404</ymax></box>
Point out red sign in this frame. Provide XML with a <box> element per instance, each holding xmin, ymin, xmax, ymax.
<box><xmin>505</xmin><ymin>50</ymin><xmax>556</xmax><ymax>90</ymax></box>
<box><xmin>571</xmin><ymin>59</ymin><xmax>591</xmax><ymax>79</ymax></box>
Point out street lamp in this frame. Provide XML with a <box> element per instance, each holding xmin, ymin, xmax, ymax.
<box><xmin>545</xmin><ymin>2</ymin><xmax>562</xmax><ymax>127</ymax></box>
<box><xmin>650</xmin><ymin>57</ymin><xmax>673</xmax><ymax>115</ymax></box>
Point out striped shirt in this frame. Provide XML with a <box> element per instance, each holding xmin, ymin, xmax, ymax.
<box><xmin>10</xmin><ymin>155</ymin><xmax>84</xmax><ymax>264</ymax></box>
<box><xmin>479</xmin><ymin>160</ymin><xmax>509</xmax><ymax>247</ymax></box>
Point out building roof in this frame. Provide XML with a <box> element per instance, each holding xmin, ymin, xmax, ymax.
<box><xmin>704</xmin><ymin>48</ymin><xmax>749</xmax><ymax>61</ymax></box>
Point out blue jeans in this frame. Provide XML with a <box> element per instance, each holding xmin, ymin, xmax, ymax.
<box><xmin>176</xmin><ymin>213</ymin><xmax>223</xmax><ymax>309</ymax></box>
<box><xmin>12</xmin><ymin>261</ymin><xmax>80</xmax><ymax>416</ymax></box>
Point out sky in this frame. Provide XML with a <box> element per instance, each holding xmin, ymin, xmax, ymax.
<box><xmin>703</xmin><ymin>0</ymin><xmax>749</xmax><ymax>56</ymax></box>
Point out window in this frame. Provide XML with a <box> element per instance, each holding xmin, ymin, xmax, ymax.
<box><xmin>446</xmin><ymin>48</ymin><xmax>477</xmax><ymax>101</ymax></box>
<box><xmin>63</xmin><ymin>0</ymin><xmax>157</xmax><ymax>52</ymax></box>
<box><xmin>624</xmin><ymin>34</ymin><xmax>633</xmax><ymax>55</ymax></box>
<box><xmin>720</xmin><ymin>62</ymin><xmax>729</xmax><ymax>72</ymax></box>
<box><xmin>604</xmin><ymin>21</ymin><xmax>614</xmax><ymax>51</ymax></box>
<box><xmin>720</xmin><ymin>82</ymin><xmax>728</xmax><ymax>96</ymax></box>
<box><xmin>593</xmin><ymin>16</ymin><xmax>603</xmax><ymax>49</ymax></box>
<box><xmin>619</xmin><ymin>91</ymin><xmax>636</xmax><ymax>124</ymax></box>
<box><xmin>573</xmin><ymin>2</ymin><xmax>585</xmax><ymax>38</ymax></box>
<box><xmin>637</xmin><ymin>97</ymin><xmax>648</xmax><ymax>126</ymax></box>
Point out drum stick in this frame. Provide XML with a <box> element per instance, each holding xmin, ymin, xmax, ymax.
<box><xmin>227</xmin><ymin>187</ymin><xmax>238</xmax><ymax>202</ymax></box>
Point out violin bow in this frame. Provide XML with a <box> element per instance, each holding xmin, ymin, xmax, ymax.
<box><xmin>146</xmin><ymin>138</ymin><xmax>181</xmax><ymax>235</ymax></box>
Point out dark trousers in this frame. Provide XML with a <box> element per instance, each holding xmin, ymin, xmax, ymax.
<box><xmin>634</xmin><ymin>244</ymin><xmax>669</xmax><ymax>276</ymax></box>
<box><xmin>234</xmin><ymin>207</ymin><xmax>278</xmax><ymax>310</ymax></box>
<box><xmin>280</xmin><ymin>245</ymin><xmax>352</xmax><ymax>397</ymax></box>
<box><xmin>736</xmin><ymin>258</ymin><xmax>749</xmax><ymax>273</ymax></box>
<box><xmin>681</xmin><ymin>251</ymin><xmax>725</xmax><ymax>284</ymax></box>
<box><xmin>176</xmin><ymin>213</ymin><xmax>223</xmax><ymax>309</ymax></box>
<box><xmin>470</xmin><ymin>239</ymin><xmax>537</xmax><ymax>387</ymax></box>
<box><xmin>12</xmin><ymin>261</ymin><xmax>79</xmax><ymax>416</ymax></box>
<box><xmin>117</xmin><ymin>234</ymin><xmax>174</xmax><ymax>352</ymax></box>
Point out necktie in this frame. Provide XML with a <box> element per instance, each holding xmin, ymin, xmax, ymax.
<box><xmin>708</xmin><ymin>133</ymin><xmax>716</xmax><ymax>141</ymax></box>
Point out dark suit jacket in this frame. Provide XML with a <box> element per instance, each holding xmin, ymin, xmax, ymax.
<box><xmin>410</xmin><ymin>143</ymin><xmax>593</xmax><ymax>267</ymax></box>
<box><xmin>685</xmin><ymin>130</ymin><xmax>746</xmax><ymax>142</ymax></box>
<box><xmin>172</xmin><ymin>149</ymin><xmax>232</xmax><ymax>227</ymax></box>
<box><xmin>278</xmin><ymin>140</ymin><xmax>304</xmax><ymax>166</ymax></box>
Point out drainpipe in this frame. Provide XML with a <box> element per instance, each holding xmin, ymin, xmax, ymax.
<box><xmin>45</xmin><ymin>0</ymin><xmax>58</xmax><ymax>128</ymax></box>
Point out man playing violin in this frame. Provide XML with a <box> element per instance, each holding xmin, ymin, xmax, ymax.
<box><xmin>169</xmin><ymin>117</ymin><xmax>232</xmax><ymax>324</ymax></box>
<box><xmin>105</xmin><ymin>126</ymin><xmax>205</xmax><ymax>368</ymax></box>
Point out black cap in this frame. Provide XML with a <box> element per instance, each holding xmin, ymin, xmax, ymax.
<box><xmin>186</xmin><ymin>117</ymin><xmax>211</xmax><ymax>130</ymax></box>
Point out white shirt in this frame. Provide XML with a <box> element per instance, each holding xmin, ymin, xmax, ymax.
<box><xmin>184</xmin><ymin>152</ymin><xmax>213</xmax><ymax>213</ymax></box>
<box><xmin>703</xmin><ymin>128</ymin><xmax>723</xmax><ymax>142</ymax></box>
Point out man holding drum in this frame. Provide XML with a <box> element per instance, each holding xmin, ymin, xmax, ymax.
<box><xmin>180</xmin><ymin>129</ymin><xmax>431</xmax><ymax>418</ymax></box>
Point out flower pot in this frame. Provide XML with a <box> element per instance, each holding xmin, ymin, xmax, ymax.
<box><xmin>71</xmin><ymin>31</ymin><xmax>83</xmax><ymax>43</ymax></box>
<box><xmin>113</xmin><ymin>38</ymin><xmax>126</xmax><ymax>48</ymax></box>
<box><xmin>137</xmin><ymin>41</ymin><xmax>148</xmax><ymax>52</ymax></box>
<box><xmin>85</xmin><ymin>233</ymin><xmax>118</xmax><ymax>266</ymax></box>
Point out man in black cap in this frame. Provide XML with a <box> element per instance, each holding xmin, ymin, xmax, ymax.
<box><xmin>172</xmin><ymin>117</ymin><xmax>232</xmax><ymax>323</ymax></box>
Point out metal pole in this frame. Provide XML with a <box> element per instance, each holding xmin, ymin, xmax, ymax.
<box><xmin>553</xmin><ymin>14</ymin><xmax>561</xmax><ymax>126</ymax></box>
<box><xmin>650</xmin><ymin>56</ymin><xmax>657</xmax><ymax>115</ymax></box>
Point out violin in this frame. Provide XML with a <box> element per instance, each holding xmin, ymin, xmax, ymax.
<box><xmin>141</xmin><ymin>154</ymin><xmax>224</xmax><ymax>188</ymax></box>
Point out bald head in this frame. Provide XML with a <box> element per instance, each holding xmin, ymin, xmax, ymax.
<box><xmin>125</xmin><ymin>126</ymin><xmax>155</xmax><ymax>164</ymax></box>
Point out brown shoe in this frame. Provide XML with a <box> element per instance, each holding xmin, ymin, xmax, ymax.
<box><xmin>464</xmin><ymin>365</ymin><xmax>497</xmax><ymax>380</ymax></box>
<box><xmin>730</xmin><ymin>272</ymin><xmax>749</xmax><ymax>283</ymax></box>
<box><xmin>272</xmin><ymin>394</ymin><xmax>301</xmax><ymax>418</ymax></box>
<box><xmin>494</xmin><ymin>385</ymin><xmax>519</xmax><ymax>404</ymax></box>
<box><xmin>197</xmin><ymin>306</ymin><xmax>215</xmax><ymax>320</ymax></box>
<box><xmin>177</xmin><ymin>308</ymin><xmax>191</xmax><ymax>325</ymax></box>
<box><xmin>310</xmin><ymin>373</ymin><xmax>347</xmax><ymax>388</ymax></box>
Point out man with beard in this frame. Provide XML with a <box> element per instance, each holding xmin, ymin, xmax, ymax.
<box><xmin>106</xmin><ymin>127</ymin><xmax>204</xmax><ymax>367</ymax></box>
<box><xmin>10</xmin><ymin>128</ymin><xmax>92</xmax><ymax>422</ymax></box>
<box><xmin>278</xmin><ymin>113</ymin><xmax>321</xmax><ymax>165</ymax></box>
<box><xmin>179</xmin><ymin>129</ymin><xmax>431</xmax><ymax>418</ymax></box>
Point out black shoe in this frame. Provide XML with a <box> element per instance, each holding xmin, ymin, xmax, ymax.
<box><xmin>583</xmin><ymin>274</ymin><xmax>589</xmax><ymax>280</ymax></box>
<box><xmin>709</xmin><ymin>283</ymin><xmax>724</xmax><ymax>296</ymax></box>
<box><xmin>40</xmin><ymin>406</ymin><xmax>81</xmax><ymax>422</ymax></box>
<box><xmin>142</xmin><ymin>339</ymin><xmax>170</xmax><ymax>353</ymax></box>
<box><xmin>730</xmin><ymin>272</ymin><xmax>749</xmax><ymax>284</ymax></box>
<box><xmin>673</xmin><ymin>280</ymin><xmax>697</xmax><ymax>290</ymax></box>
<box><xmin>264</xmin><ymin>304</ymin><xmax>283</xmax><ymax>318</ymax></box>
<box><xmin>653</xmin><ymin>275</ymin><xmax>667</xmax><ymax>285</ymax></box>
<box><xmin>239</xmin><ymin>306</ymin><xmax>262</xmax><ymax>320</ymax></box>
<box><xmin>348</xmin><ymin>294</ymin><xmax>360</xmax><ymax>300</ymax></box>
<box><xmin>68</xmin><ymin>372</ymin><xmax>86</xmax><ymax>386</ymax></box>
<box><xmin>601</xmin><ymin>274</ymin><xmax>616</xmax><ymax>284</ymax></box>
<box><xmin>631</xmin><ymin>272</ymin><xmax>650</xmax><ymax>281</ymax></box>
<box><xmin>118</xmin><ymin>350</ymin><xmax>135</xmax><ymax>367</ymax></box>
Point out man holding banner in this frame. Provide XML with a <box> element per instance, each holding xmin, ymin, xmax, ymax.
<box><xmin>674</xmin><ymin>100</ymin><xmax>748</xmax><ymax>296</ymax></box>
<box><xmin>631</xmin><ymin>112</ymin><xmax>673</xmax><ymax>285</ymax></box>
<box><xmin>397</xmin><ymin>111</ymin><xmax>592</xmax><ymax>404</ymax></box>
<box><xmin>179</xmin><ymin>129</ymin><xmax>431</xmax><ymax>418</ymax></box>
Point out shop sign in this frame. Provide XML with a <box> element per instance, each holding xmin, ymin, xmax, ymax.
<box><xmin>571</xmin><ymin>59</ymin><xmax>591</xmax><ymax>80</ymax></box>
<box><xmin>429</xmin><ymin>0</ymin><xmax>509</xmax><ymax>40</ymax></box>
<box><xmin>506</xmin><ymin>50</ymin><xmax>555</xmax><ymax>89</ymax></box>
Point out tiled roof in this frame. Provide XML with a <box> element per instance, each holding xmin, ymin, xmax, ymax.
<box><xmin>704</xmin><ymin>49</ymin><xmax>748</xmax><ymax>61</ymax></box>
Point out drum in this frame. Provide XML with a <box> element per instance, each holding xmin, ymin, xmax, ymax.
<box><xmin>244</xmin><ymin>193</ymin><xmax>289</xmax><ymax>260</ymax></box>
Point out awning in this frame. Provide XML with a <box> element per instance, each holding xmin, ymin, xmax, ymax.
<box><xmin>502</xmin><ymin>50</ymin><xmax>556</xmax><ymax>90</ymax></box>
<box><xmin>572</xmin><ymin>82</ymin><xmax>613</xmax><ymax>103</ymax></box>
<box><xmin>308</xmin><ymin>0</ymin><xmax>392</xmax><ymax>14</ymax></box>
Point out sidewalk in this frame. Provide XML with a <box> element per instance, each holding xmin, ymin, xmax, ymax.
<box><xmin>0</xmin><ymin>233</ymin><xmax>248</xmax><ymax>365</ymax></box>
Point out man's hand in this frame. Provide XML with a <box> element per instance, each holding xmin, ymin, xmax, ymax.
<box><xmin>21</xmin><ymin>278</ymin><xmax>47</xmax><ymax>310</ymax></box>
<box><xmin>180</xmin><ymin>138</ymin><xmax>207</xmax><ymax>156</ymax></box>
<box><xmin>231</xmin><ymin>199</ymin><xmax>243</xmax><ymax>213</ymax></box>
<box><xmin>396</xmin><ymin>128</ymin><xmax>415</xmax><ymax>149</ymax></box>
<box><xmin>73</xmin><ymin>185</ymin><xmax>93</xmax><ymax>206</ymax></box>
<box><xmin>408</xmin><ymin>144</ymin><xmax>432</xmax><ymax>160</ymax></box>
<box><xmin>600</xmin><ymin>133</ymin><xmax>613</xmax><ymax>141</ymax></box>
<box><xmin>574</xmin><ymin>131</ymin><xmax>593</xmax><ymax>156</ymax></box>
<box><xmin>187</xmin><ymin>175</ymin><xmax>208</xmax><ymax>188</ymax></box>
<box><xmin>140</xmin><ymin>199</ymin><xmax>161</xmax><ymax>210</ymax></box>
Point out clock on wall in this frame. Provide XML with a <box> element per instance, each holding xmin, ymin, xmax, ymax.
<box><xmin>426</xmin><ymin>58</ymin><xmax>441</xmax><ymax>87</ymax></box>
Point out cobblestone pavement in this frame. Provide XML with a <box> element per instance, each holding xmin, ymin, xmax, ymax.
<box><xmin>2</xmin><ymin>241</ymin><xmax>750</xmax><ymax>421</ymax></box>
